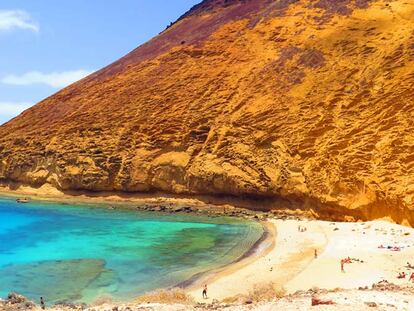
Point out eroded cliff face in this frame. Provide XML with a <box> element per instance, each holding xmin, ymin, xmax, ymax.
<box><xmin>1</xmin><ymin>0</ymin><xmax>413</xmax><ymax>223</ymax></box>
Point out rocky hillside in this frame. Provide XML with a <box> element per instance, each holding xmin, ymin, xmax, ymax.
<box><xmin>1</xmin><ymin>0</ymin><xmax>413</xmax><ymax>223</ymax></box>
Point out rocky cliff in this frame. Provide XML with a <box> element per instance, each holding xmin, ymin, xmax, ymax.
<box><xmin>1</xmin><ymin>0</ymin><xmax>413</xmax><ymax>223</ymax></box>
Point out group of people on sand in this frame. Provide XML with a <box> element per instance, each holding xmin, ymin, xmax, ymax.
<box><xmin>298</xmin><ymin>225</ymin><xmax>307</xmax><ymax>232</ymax></box>
<box><xmin>397</xmin><ymin>271</ymin><xmax>414</xmax><ymax>282</ymax></box>
<box><xmin>396</xmin><ymin>262</ymin><xmax>414</xmax><ymax>282</ymax></box>
<box><xmin>378</xmin><ymin>244</ymin><xmax>402</xmax><ymax>251</ymax></box>
<box><xmin>340</xmin><ymin>257</ymin><xmax>353</xmax><ymax>272</ymax></box>
<box><xmin>339</xmin><ymin>256</ymin><xmax>366</xmax><ymax>272</ymax></box>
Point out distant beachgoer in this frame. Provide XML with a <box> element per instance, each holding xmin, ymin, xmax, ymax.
<box><xmin>341</xmin><ymin>259</ymin><xmax>345</xmax><ymax>272</ymax></box>
<box><xmin>202</xmin><ymin>284</ymin><xmax>208</xmax><ymax>299</ymax></box>
<box><xmin>397</xmin><ymin>272</ymin><xmax>406</xmax><ymax>279</ymax></box>
<box><xmin>40</xmin><ymin>297</ymin><xmax>45</xmax><ymax>310</ymax></box>
<box><xmin>314</xmin><ymin>249</ymin><xmax>318</xmax><ymax>258</ymax></box>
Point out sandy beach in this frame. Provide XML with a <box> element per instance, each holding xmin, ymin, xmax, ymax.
<box><xmin>187</xmin><ymin>219</ymin><xmax>414</xmax><ymax>303</ymax></box>
<box><xmin>2</xmin><ymin>186</ymin><xmax>414</xmax><ymax>310</ymax></box>
<box><xmin>1</xmin><ymin>207</ymin><xmax>414</xmax><ymax>310</ymax></box>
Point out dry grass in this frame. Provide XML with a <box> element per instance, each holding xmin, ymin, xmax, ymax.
<box><xmin>134</xmin><ymin>288</ymin><xmax>195</xmax><ymax>305</ymax></box>
<box><xmin>248</xmin><ymin>282</ymin><xmax>286</xmax><ymax>302</ymax></box>
<box><xmin>221</xmin><ymin>282</ymin><xmax>286</xmax><ymax>304</ymax></box>
<box><xmin>91</xmin><ymin>294</ymin><xmax>114</xmax><ymax>306</ymax></box>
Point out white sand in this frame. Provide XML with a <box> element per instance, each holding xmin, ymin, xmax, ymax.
<box><xmin>188</xmin><ymin>219</ymin><xmax>414</xmax><ymax>302</ymax></box>
<box><xmin>6</xmin><ymin>218</ymin><xmax>414</xmax><ymax>311</ymax></box>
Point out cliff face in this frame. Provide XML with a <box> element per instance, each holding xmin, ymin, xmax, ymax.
<box><xmin>1</xmin><ymin>0</ymin><xmax>414</xmax><ymax>223</ymax></box>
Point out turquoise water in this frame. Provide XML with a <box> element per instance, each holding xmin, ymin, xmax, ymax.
<box><xmin>0</xmin><ymin>197</ymin><xmax>262</xmax><ymax>304</ymax></box>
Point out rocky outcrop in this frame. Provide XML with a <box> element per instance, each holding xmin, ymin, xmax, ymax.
<box><xmin>0</xmin><ymin>293</ymin><xmax>36</xmax><ymax>310</ymax></box>
<box><xmin>1</xmin><ymin>0</ymin><xmax>413</xmax><ymax>223</ymax></box>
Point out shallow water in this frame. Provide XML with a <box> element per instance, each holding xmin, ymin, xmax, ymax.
<box><xmin>0</xmin><ymin>197</ymin><xmax>262</xmax><ymax>304</ymax></box>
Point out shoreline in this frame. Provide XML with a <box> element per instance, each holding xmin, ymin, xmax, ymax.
<box><xmin>0</xmin><ymin>183</ymin><xmax>320</xmax><ymax>222</ymax></box>
<box><xmin>180</xmin><ymin>220</ymin><xmax>275</xmax><ymax>291</ymax></box>
<box><xmin>3</xmin><ymin>186</ymin><xmax>414</xmax><ymax>308</ymax></box>
<box><xmin>2</xmin><ymin>195</ymin><xmax>414</xmax><ymax>309</ymax></box>
<box><xmin>0</xmin><ymin>183</ymin><xmax>269</xmax><ymax>210</ymax></box>
<box><xmin>186</xmin><ymin>218</ymin><xmax>328</xmax><ymax>302</ymax></box>
<box><xmin>0</xmin><ymin>185</ymin><xmax>255</xmax><ymax>215</ymax></box>
<box><xmin>0</xmin><ymin>190</ymin><xmax>273</xmax><ymax>305</ymax></box>
<box><xmin>0</xmin><ymin>184</ymin><xmax>288</xmax><ymax>224</ymax></box>
<box><xmin>185</xmin><ymin>218</ymin><xmax>414</xmax><ymax>304</ymax></box>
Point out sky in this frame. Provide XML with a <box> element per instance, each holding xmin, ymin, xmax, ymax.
<box><xmin>0</xmin><ymin>0</ymin><xmax>200</xmax><ymax>125</ymax></box>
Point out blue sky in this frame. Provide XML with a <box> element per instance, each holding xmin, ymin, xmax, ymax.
<box><xmin>0</xmin><ymin>0</ymin><xmax>200</xmax><ymax>125</ymax></box>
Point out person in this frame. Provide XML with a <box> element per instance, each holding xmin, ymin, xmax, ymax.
<box><xmin>40</xmin><ymin>297</ymin><xmax>45</xmax><ymax>310</ymax></box>
<box><xmin>397</xmin><ymin>272</ymin><xmax>406</xmax><ymax>279</ymax></box>
<box><xmin>202</xmin><ymin>284</ymin><xmax>208</xmax><ymax>299</ymax></box>
<box><xmin>314</xmin><ymin>249</ymin><xmax>318</xmax><ymax>259</ymax></box>
<box><xmin>341</xmin><ymin>259</ymin><xmax>345</xmax><ymax>272</ymax></box>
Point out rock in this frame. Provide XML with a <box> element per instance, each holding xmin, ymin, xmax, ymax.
<box><xmin>0</xmin><ymin>0</ymin><xmax>413</xmax><ymax>225</ymax></box>
<box><xmin>365</xmin><ymin>301</ymin><xmax>378</xmax><ymax>307</ymax></box>
<box><xmin>7</xmin><ymin>293</ymin><xmax>27</xmax><ymax>304</ymax></box>
<box><xmin>171</xmin><ymin>206</ymin><xmax>184</xmax><ymax>213</ymax></box>
<box><xmin>4</xmin><ymin>293</ymin><xmax>36</xmax><ymax>310</ymax></box>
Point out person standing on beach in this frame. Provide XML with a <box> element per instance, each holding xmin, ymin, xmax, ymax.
<box><xmin>202</xmin><ymin>284</ymin><xmax>208</xmax><ymax>299</ymax></box>
<box><xmin>341</xmin><ymin>259</ymin><xmax>345</xmax><ymax>272</ymax></box>
<box><xmin>40</xmin><ymin>297</ymin><xmax>45</xmax><ymax>310</ymax></box>
<box><xmin>314</xmin><ymin>249</ymin><xmax>318</xmax><ymax>258</ymax></box>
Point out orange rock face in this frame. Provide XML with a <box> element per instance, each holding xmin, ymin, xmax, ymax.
<box><xmin>1</xmin><ymin>0</ymin><xmax>413</xmax><ymax>223</ymax></box>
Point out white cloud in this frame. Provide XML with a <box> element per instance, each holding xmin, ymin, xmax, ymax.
<box><xmin>0</xmin><ymin>10</ymin><xmax>39</xmax><ymax>32</ymax></box>
<box><xmin>1</xmin><ymin>70</ymin><xmax>93</xmax><ymax>88</ymax></box>
<box><xmin>0</xmin><ymin>101</ymin><xmax>33</xmax><ymax>116</ymax></box>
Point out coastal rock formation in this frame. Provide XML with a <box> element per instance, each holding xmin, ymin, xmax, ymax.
<box><xmin>1</xmin><ymin>0</ymin><xmax>414</xmax><ymax>223</ymax></box>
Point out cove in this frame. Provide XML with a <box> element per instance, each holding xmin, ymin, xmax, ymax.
<box><xmin>0</xmin><ymin>197</ymin><xmax>263</xmax><ymax>304</ymax></box>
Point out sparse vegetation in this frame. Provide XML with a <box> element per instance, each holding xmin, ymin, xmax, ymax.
<box><xmin>247</xmin><ymin>282</ymin><xmax>286</xmax><ymax>302</ymax></box>
<box><xmin>221</xmin><ymin>282</ymin><xmax>286</xmax><ymax>304</ymax></box>
<box><xmin>91</xmin><ymin>294</ymin><xmax>114</xmax><ymax>306</ymax></box>
<box><xmin>134</xmin><ymin>288</ymin><xmax>195</xmax><ymax>305</ymax></box>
